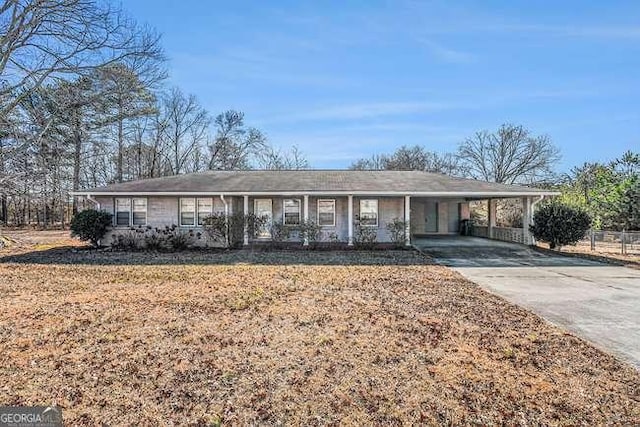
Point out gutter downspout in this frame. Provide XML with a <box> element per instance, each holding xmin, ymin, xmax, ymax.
<box><xmin>531</xmin><ymin>195</ymin><xmax>544</xmax><ymax>211</ymax></box>
<box><xmin>220</xmin><ymin>194</ymin><xmax>229</xmax><ymax>248</ymax></box>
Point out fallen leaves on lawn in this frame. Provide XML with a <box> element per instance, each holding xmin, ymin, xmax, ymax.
<box><xmin>0</xmin><ymin>249</ymin><xmax>638</xmax><ymax>426</ymax></box>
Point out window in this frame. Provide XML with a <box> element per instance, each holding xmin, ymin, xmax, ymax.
<box><xmin>317</xmin><ymin>199</ymin><xmax>336</xmax><ymax>226</ymax></box>
<box><xmin>283</xmin><ymin>199</ymin><xmax>301</xmax><ymax>225</ymax></box>
<box><xmin>359</xmin><ymin>199</ymin><xmax>378</xmax><ymax>226</ymax></box>
<box><xmin>197</xmin><ymin>198</ymin><xmax>213</xmax><ymax>225</ymax></box>
<box><xmin>180</xmin><ymin>198</ymin><xmax>196</xmax><ymax>226</ymax></box>
<box><xmin>115</xmin><ymin>198</ymin><xmax>131</xmax><ymax>227</ymax></box>
<box><xmin>115</xmin><ymin>198</ymin><xmax>147</xmax><ymax>227</ymax></box>
<box><xmin>132</xmin><ymin>198</ymin><xmax>147</xmax><ymax>226</ymax></box>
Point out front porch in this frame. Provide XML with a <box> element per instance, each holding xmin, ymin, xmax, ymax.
<box><xmin>238</xmin><ymin>194</ymin><xmax>541</xmax><ymax>247</ymax></box>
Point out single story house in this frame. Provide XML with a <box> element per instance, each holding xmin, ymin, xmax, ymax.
<box><xmin>72</xmin><ymin>170</ymin><xmax>557</xmax><ymax>247</ymax></box>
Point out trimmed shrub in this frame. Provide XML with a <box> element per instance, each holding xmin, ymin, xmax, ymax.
<box><xmin>111</xmin><ymin>228</ymin><xmax>145</xmax><ymax>250</ymax></box>
<box><xmin>299</xmin><ymin>219</ymin><xmax>321</xmax><ymax>248</ymax></box>
<box><xmin>530</xmin><ymin>201</ymin><xmax>591</xmax><ymax>249</ymax></box>
<box><xmin>70</xmin><ymin>209</ymin><xmax>113</xmax><ymax>247</ymax></box>
<box><xmin>326</xmin><ymin>231</ymin><xmax>342</xmax><ymax>243</ymax></box>
<box><xmin>143</xmin><ymin>230</ymin><xmax>166</xmax><ymax>251</ymax></box>
<box><xmin>354</xmin><ymin>224</ymin><xmax>378</xmax><ymax>249</ymax></box>
<box><xmin>202</xmin><ymin>213</ymin><xmax>232</xmax><ymax>245</ymax></box>
<box><xmin>270</xmin><ymin>221</ymin><xmax>292</xmax><ymax>249</ymax></box>
<box><xmin>202</xmin><ymin>213</ymin><xmax>268</xmax><ymax>248</ymax></box>
<box><xmin>386</xmin><ymin>218</ymin><xmax>408</xmax><ymax>248</ymax></box>
<box><xmin>167</xmin><ymin>228</ymin><xmax>193</xmax><ymax>250</ymax></box>
<box><xmin>110</xmin><ymin>225</ymin><xmax>201</xmax><ymax>251</ymax></box>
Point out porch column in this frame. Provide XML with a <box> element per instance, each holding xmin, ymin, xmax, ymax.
<box><xmin>243</xmin><ymin>195</ymin><xmax>249</xmax><ymax>246</ymax></box>
<box><xmin>488</xmin><ymin>198</ymin><xmax>497</xmax><ymax>239</ymax></box>
<box><xmin>347</xmin><ymin>194</ymin><xmax>354</xmax><ymax>246</ymax></box>
<box><xmin>303</xmin><ymin>194</ymin><xmax>309</xmax><ymax>246</ymax></box>
<box><xmin>404</xmin><ymin>195</ymin><xmax>411</xmax><ymax>246</ymax></box>
<box><xmin>522</xmin><ymin>196</ymin><xmax>533</xmax><ymax>245</ymax></box>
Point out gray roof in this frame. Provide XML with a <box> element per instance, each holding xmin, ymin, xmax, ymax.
<box><xmin>75</xmin><ymin>170</ymin><xmax>556</xmax><ymax>197</ymax></box>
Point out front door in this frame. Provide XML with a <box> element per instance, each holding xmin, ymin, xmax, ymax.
<box><xmin>424</xmin><ymin>201</ymin><xmax>438</xmax><ymax>233</ymax></box>
<box><xmin>254</xmin><ymin>199</ymin><xmax>273</xmax><ymax>238</ymax></box>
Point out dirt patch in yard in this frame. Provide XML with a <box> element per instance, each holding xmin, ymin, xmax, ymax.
<box><xmin>0</xmin><ymin>228</ymin><xmax>83</xmax><ymax>252</ymax></box>
<box><xmin>0</xmin><ymin>247</ymin><xmax>639</xmax><ymax>425</ymax></box>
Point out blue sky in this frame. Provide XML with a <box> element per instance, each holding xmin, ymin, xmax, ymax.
<box><xmin>127</xmin><ymin>0</ymin><xmax>639</xmax><ymax>171</ymax></box>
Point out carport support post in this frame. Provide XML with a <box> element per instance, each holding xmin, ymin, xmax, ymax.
<box><xmin>303</xmin><ymin>195</ymin><xmax>309</xmax><ymax>246</ymax></box>
<box><xmin>404</xmin><ymin>195</ymin><xmax>411</xmax><ymax>246</ymax></box>
<box><xmin>243</xmin><ymin>195</ymin><xmax>249</xmax><ymax>246</ymax></box>
<box><xmin>488</xmin><ymin>198</ymin><xmax>497</xmax><ymax>239</ymax></box>
<box><xmin>522</xmin><ymin>196</ymin><xmax>533</xmax><ymax>245</ymax></box>
<box><xmin>348</xmin><ymin>195</ymin><xmax>354</xmax><ymax>246</ymax></box>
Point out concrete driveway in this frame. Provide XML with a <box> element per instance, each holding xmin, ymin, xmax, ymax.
<box><xmin>415</xmin><ymin>236</ymin><xmax>640</xmax><ymax>369</ymax></box>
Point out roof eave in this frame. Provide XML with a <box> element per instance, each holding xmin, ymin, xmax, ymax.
<box><xmin>71</xmin><ymin>190</ymin><xmax>560</xmax><ymax>197</ymax></box>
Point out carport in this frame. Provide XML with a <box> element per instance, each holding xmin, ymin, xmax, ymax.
<box><xmin>409</xmin><ymin>193</ymin><xmax>556</xmax><ymax>246</ymax></box>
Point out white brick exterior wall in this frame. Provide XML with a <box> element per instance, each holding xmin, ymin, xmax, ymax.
<box><xmin>90</xmin><ymin>195</ymin><xmax>469</xmax><ymax>246</ymax></box>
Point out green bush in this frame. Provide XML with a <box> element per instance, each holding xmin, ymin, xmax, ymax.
<box><xmin>530</xmin><ymin>201</ymin><xmax>591</xmax><ymax>249</ymax></box>
<box><xmin>70</xmin><ymin>209</ymin><xmax>113</xmax><ymax>247</ymax></box>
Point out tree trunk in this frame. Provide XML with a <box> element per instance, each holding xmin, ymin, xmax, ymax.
<box><xmin>60</xmin><ymin>196</ymin><xmax>66</xmax><ymax>228</ymax></box>
<box><xmin>72</xmin><ymin>108</ymin><xmax>82</xmax><ymax>215</ymax></box>
<box><xmin>116</xmin><ymin>97</ymin><xmax>124</xmax><ymax>182</ymax></box>
<box><xmin>137</xmin><ymin>135</ymin><xmax>142</xmax><ymax>179</ymax></box>
<box><xmin>150</xmin><ymin>118</ymin><xmax>161</xmax><ymax>177</ymax></box>
<box><xmin>0</xmin><ymin>195</ymin><xmax>6</xmax><ymax>224</ymax></box>
<box><xmin>0</xmin><ymin>134</ymin><xmax>6</xmax><ymax>224</ymax></box>
<box><xmin>27</xmin><ymin>199</ymin><xmax>30</xmax><ymax>226</ymax></box>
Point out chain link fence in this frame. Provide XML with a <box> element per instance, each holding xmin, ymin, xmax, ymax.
<box><xmin>580</xmin><ymin>230</ymin><xmax>640</xmax><ymax>255</ymax></box>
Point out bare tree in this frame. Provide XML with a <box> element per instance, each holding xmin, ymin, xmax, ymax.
<box><xmin>258</xmin><ymin>145</ymin><xmax>309</xmax><ymax>170</ymax></box>
<box><xmin>161</xmin><ymin>87</ymin><xmax>210</xmax><ymax>174</ymax></box>
<box><xmin>349</xmin><ymin>145</ymin><xmax>465</xmax><ymax>175</ymax></box>
<box><xmin>92</xmin><ymin>64</ymin><xmax>157</xmax><ymax>182</ymax></box>
<box><xmin>349</xmin><ymin>154</ymin><xmax>388</xmax><ymax>170</ymax></box>
<box><xmin>0</xmin><ymin>0</ymin><xmax>164</xmax><ymax>118</ymax></box>
<box><xmin>458</xmin><ymin>124</ymin><xmax>560</xmax><ymax>184</ymax></box>
<box><xmin>0</xmin><ymin>110</ymin><xmax>18</xmax><ymax>223</ymax></box>
<box><xmin>384</xmin><ymin>146</ymin><xmax>428</xmax><ymax>170</ymax></box>
<box><xmin>424</xmin><ymin>152</ymin><xmax>467</xmax><ymax>176</ymax></box>
<box><xmin>384</xmin><ymin>145</ymin><xmax>464</xmax><ymax>174</ymax></box>
<box><xmin>208</xmin><ymin>110</ymin><xmax>267</xmax><ymax>170</ymax></box>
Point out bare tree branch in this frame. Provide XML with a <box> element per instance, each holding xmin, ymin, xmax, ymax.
<box><xmin>458</xmin><ymin>124</ymin><xmax>560</xmax><ymax>184</ymax></box>
<box><xmin>0</xmin><ymin>0</ymin><xmax>165</xmax><ymax>118</ymax></box>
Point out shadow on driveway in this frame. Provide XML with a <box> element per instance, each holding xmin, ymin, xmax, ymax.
<box><xmin>414</xmin><ymin>236</ymin><xmax>604</xmax><ymax>268</ymax></box>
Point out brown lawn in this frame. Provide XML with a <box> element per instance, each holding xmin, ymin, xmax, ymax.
<box><xmin>0</xmin><ymin>237</ymin><xmax>639</xmax><ymax>425</ymax></box>
<box><xmin>534</xmin><ymin>241</ymin><xmax>640</xmax><ymax>270</ymax></box>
